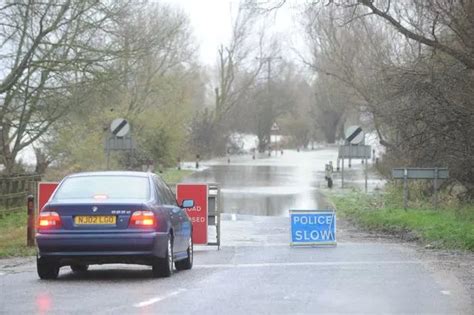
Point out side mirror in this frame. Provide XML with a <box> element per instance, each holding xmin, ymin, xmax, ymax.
<box><xmin>181</xmin><ymin>199</ymin><xmax>194</xmax><ymax>208</ymax></box>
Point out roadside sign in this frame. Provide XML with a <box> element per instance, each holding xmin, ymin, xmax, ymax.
<box><xmin>176</xmin><ymin>183</ymin><xmax>208</xmax><ymax>244</ymax></box>
<box><xmin>345</xmin><ymin>126</ymin><xmax>364</xmax><ymax>144</ymax></box>
<box><xmin>104</xmin><ymin>135</ymin><xmax>137</xmax><ymax>151</ymax></box>
<box><xmin>105</xmin><ymin>119</ymin><xmax>136</xmax><ymax>169</ymax></box>
<box><xmin>338</xmin><ymin>144</ymin><xmax>371</xmax><ymax>159</ymax></box>
<box><xmin>290</xmin><ymin>210</ymin><xmax>336</xmax><ymax>246</ymax></box>
<box><xmin>392</xmin><ymin>168</ymin><xmax>449</xmax><ymax>209</ymax></box>
<box><xmin>271</xmin><ymin>122</ymin><xmax>280</xmax><ymax>132</ymax></box>
<box><xmin>338</xmin><ymin>144</ymin><xmax>371</xmax><ymax>192</ymax></box>
<box><xmin>110</xmin><ymin>118</ymin><xmax>130</xmax><ymax>137</ymax></box>
<box><xmin>38</xmin><ymin>182</ymin><xmax>59</xmax><ymax>211</ymax></box>
<box><xmin>392</xmin><ymin>168</ymin><xmax>449</xmax><ymax>179</ymax></box>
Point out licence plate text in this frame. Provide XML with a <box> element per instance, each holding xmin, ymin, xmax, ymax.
<box><xmin>74</xmin><ymin>216</ymin><xmax>116</xmax><ymax>225</ymax></box>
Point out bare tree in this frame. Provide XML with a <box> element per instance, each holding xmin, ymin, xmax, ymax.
<box><xmin>354</xmin><ymin>0</ymin><xmax>474</xmax><ymax>69</ymax></box>
<box><xmin>190</xmin><ymin>0</ymin><xmax>266</xmax><ymax>155</ymax></box>
<box><xmin>298</xmin><ymin>0</ymin><xmax>474</xmax><ymax>197</ymax></box>
<box><xmin>214</xmin><ymin>0</ymin><xmax>265</xmax><ymax>124</ymax></box>
<box><xmin>114</xmin><ymin>3</ymin><xmax>198</xmax><ymax>117</ymax></box>
<box><xmin>0</xmin><ymin>0</ymin><xmax>129</xmax><ymax>174</ymax></box>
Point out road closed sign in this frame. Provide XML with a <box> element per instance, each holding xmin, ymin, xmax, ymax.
<box><xmin>176</xmin><ymin>183</ymin><xmax>208</xmax><ymax>244</ymax></box>
<box><xmin>38</xmin><ymin>182</ymin><xmax>59</xmax><ymax>211</ymax></box>
<box><xmin>290</xmin><ymin>210</ymin><xmax>336</xmax><ymax>246</ymax></box>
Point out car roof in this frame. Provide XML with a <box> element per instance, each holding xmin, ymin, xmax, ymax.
<box><xmin>66</xmin><ymin>171</ymin><xmax>152</xmax><ymax>178</ymax></box>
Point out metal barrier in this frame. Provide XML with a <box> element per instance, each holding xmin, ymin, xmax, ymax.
<box><xmin>207</xmin><ymin>183</ymin><xmax>221</xmax><ymax>249</ymax></box>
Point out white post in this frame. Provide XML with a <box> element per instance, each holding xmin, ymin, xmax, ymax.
<box><xmin>403</xmin><ymin>168</ymin><xmax>408</xmax><ymax>210</ymax></box>
<box><xmin>365</xmin><ymin>157</ymin><xmax>368</xmax><ymax>193</ymax></box>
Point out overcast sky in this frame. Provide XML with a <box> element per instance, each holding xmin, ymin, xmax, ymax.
<box><xmin>161</xmin><ymin>0</ymin><xmax>306</xmax><ymax>65</ymax></box>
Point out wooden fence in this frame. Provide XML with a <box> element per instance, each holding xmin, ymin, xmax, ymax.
<box><xmin>0</xmin><ymin>174</ymin><xmax>41</xmax><ymax>215</ymax></box>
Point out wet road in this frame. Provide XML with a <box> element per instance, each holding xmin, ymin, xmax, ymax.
<box><xmin>0</xmin><ymin>148</ymin><xmax>471</xmax><ymax>314</ymax></box>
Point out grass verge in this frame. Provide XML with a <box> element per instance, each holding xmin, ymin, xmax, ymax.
<box><xmin>0</xmin><ymin>211</ymin><xmax>36</xmax><ymax>258</ymax></box>
<box><xmin>330</xmin><ymin>191</ymin><xmax>474</xmax><ymax>251</ymax></box>
<box><xmin>160</xmin><ymin>168</ymin><xmax>194</xmax><ymax>184</ymax></box>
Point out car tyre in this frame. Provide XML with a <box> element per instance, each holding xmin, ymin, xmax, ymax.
<box><xmin>70</xmin><ymin>264</ymin><xmax>89</xmax><ymax>273</ymax></box>
<box><xmin>37</xmin><ymin>257</ymin><xmax>59</xmax><ymax>280</ymax></box>
<box><xmin>175</xmin><ymin>236</ymin><xmax>193</xmax><ymax>271</ymax></box>
<box><xmin>152</xmin><ymin>235</ymin><xmax>173</xmax><ymax>278</ymax></box>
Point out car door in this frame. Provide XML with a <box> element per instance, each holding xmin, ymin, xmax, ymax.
<box><xmin>154</xmin><ymin>176</ymin><xmax>183</xmax><ymax>251</ymax></box>
<box><xmin>179</xmin><ymin>206</ymin><xmax>192</xmax><ymax>247</ymax></box>
<box><xmin>164</xmin><ymin>183</ymin><xmax>186</xmax><ymax>252</ymax></box>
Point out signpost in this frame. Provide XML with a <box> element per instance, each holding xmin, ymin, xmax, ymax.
<box><xmin>290</xmin><ymin>210</ymin><xmax>336</xmax><ymax>246</ymax></box>
<box><xmin>110</xmin><ymin>118</ymin><xmax>130</xmax><ymax>137</ymax></box>
<box><xmin>271</xmin><ymin>122</ymin><xmax>280</xmax><ymax>132</ymax></box>
<box><xmin>392</xmin><ymin>168</ymin><xmax>449</xmax><ymax>209</ymax></box>
<box><xmin>105</xmin><ymin>118</ymin><xmax>136</xmax><ymax>169</ymax></box>
<box><xmin>176</xmin><ymin>183</ymin><xmax>208</xmax><ymax>245</ymax></box>
<box><xmin>345</xmin><ymin>125</ymin><xmax>364</xmax><ymax>168</ymax></box>
<box><xmin>338</xmin><ymin>143</ymin><xmax>371</xmax><ymax>192</ymax></box>
<box><xmin>345</xmin><ymin>126</ymin><xmax>364</xmax><ymax>145</ymax></box>
<box><xmin>270</xmin><ymin>122</ymin><xmax>280</xmax><ymax>156</ymax></box>
<box><xmin>338</xmin><ymin>145</ymin><xmax>371</xmax><ymax>159</ymax></box>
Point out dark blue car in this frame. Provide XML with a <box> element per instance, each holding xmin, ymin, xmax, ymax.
<box><xmin>36</xmin><ymin>171</ymin><xmax>194</xmax><ymax>279</ymax></box>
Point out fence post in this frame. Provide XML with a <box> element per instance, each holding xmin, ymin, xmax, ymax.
<box><xmin>364</xmin><ymin>157</ymin><xmax>368</xmax><ymax>193</ymax></box>
<box><xmin>27</xmin><ymin>195</ymin><xmax>35</xmax><ymax>246</ymax></box>
<box><xmin>433</xmin><ymin>168</ymin><xmax>438</xmax><ymax>210</ymax></box>
<box><xmin>403</xmin><ymin>169</ymin><xmax>408</xmax><ymax>210</ymax></box>
<box><xmin>341</xmin><ymin>155</ymin><xmax>345</xmax><ymax>188</ymax></box>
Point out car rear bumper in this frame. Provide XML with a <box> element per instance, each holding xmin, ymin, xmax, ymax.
<box><xmin>36</xmin><ymin>231</ymin><xmax>168</xmax><ymax>263</ymax></box>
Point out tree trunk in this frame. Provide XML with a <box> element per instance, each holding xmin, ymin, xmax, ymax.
<box><xmin>34</xmin><ymin>148</ymin><xmax>50</xmax><ymax>175</ymax></box>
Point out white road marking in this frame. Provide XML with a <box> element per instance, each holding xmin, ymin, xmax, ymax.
<box><xmin>134</xmin><ymin>289</ymin><xmax>187</xmax><ymax>308</ymax></box>
<box><xmin>231</xmin><ymin>214</ymin><xmax>237</xmax><ymax>221</ymax></box>
<box><xmin>441</xmin><ymin>290</ymin><xmax>451</xmax><ymax>296</ymax></box>
<box><xmin>194</xmin><ymin>260</ymin><xmax>422</xmax><ymax>269</ymax></box>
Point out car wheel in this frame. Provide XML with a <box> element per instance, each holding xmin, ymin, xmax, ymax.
<box><xmin>175</xmin><ymin>236</ymin><xmax>193</xmax><ymax>271</ymax></box>
<box><xmin>152</xmin><ymin>234</ymin><xmax>173</xmax><ymax>278</ymax></box>
<box><xmin>70</xmin><ymin>264</ymin><xmax>89</xmax><ymax>273</ymax></box>
<box><xmin>37</xmin><ymin>256</ymin><xmax>59</xmax><ymax>280</ymax></box>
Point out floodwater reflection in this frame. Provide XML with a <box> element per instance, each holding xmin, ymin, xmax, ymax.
<box><xmin>184</xmin><ymin>159</ymin><xmax>328</xmax><ymax>217</ymax></box>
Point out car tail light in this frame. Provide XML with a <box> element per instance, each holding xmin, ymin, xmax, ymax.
<box><xmin>129</xmin><ymin>211</ymin><xmax>156</xmax><ymax>228</ymax></box>
<box><xmin>38</xmin><ymin>211</ymin><xmax>61</xmax><ymax>229</ymax></box>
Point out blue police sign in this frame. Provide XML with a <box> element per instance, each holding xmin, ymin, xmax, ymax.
<box><xmin>290</xmin><ymin>210</ymin><xmax>336</xmax><ymax>246</ymax></box>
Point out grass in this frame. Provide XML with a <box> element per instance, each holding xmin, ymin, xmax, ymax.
<box><xmin>330</xmin><ymin>190</ymin><xmax>474</xmax><ymax>251</ymax></box>
<box><xmin>159</xmin><ymin>168</ymin><xmax>194</xmax><ymax>184</ymax></box>
<box><xmin>0</xmin><ymin>211</ymin><xmax>36</xmax><ymax>258</ymax></box>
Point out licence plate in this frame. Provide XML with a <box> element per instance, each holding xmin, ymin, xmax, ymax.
<box><xmin>74</xmin><ymin>216</ymin><xmax>116</xmax><ymax>225</ymax></box>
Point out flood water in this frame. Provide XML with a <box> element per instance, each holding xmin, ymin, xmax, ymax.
<box><xmin>184</xmin><ymin>149</ymin><xmax>337</xmax><ymax>217</ymax></box>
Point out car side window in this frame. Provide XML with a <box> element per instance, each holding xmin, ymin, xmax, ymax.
<box><xmin>158</xmin><ymin>178</ymin><xmax>177</xmax><ymax>206</ymax></box>
<box><xmin>152</xmin><ymin>176</ymin><xmax>166</xmax><ymax>205</ymax></box>
<box><xmin>164</xmin><ymin>183</ymin><xmax>177</xmax><ymax>206</ymax></box>
<box><xmin>153</xmin><ymin>175</ymin><xmax>176</xmax><ymax>206</ymax></box>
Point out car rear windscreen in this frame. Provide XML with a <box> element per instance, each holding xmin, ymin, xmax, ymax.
<box><xmin>53</xmin><ymin>176</ymin><xmax>150</xmax><ymax>200</ymax></box>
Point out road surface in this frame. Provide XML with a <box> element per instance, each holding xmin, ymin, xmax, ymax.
<box><xmin>0</xmin><ymin>148</ymin><xmax>472</xmax><ymax>314</ymax></box>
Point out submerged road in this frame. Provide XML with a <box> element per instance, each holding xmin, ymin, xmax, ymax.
<box><xmin>0</xmin><ymin>148</ymin><xmax>472</xmax><ymax>314</ymax></box>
